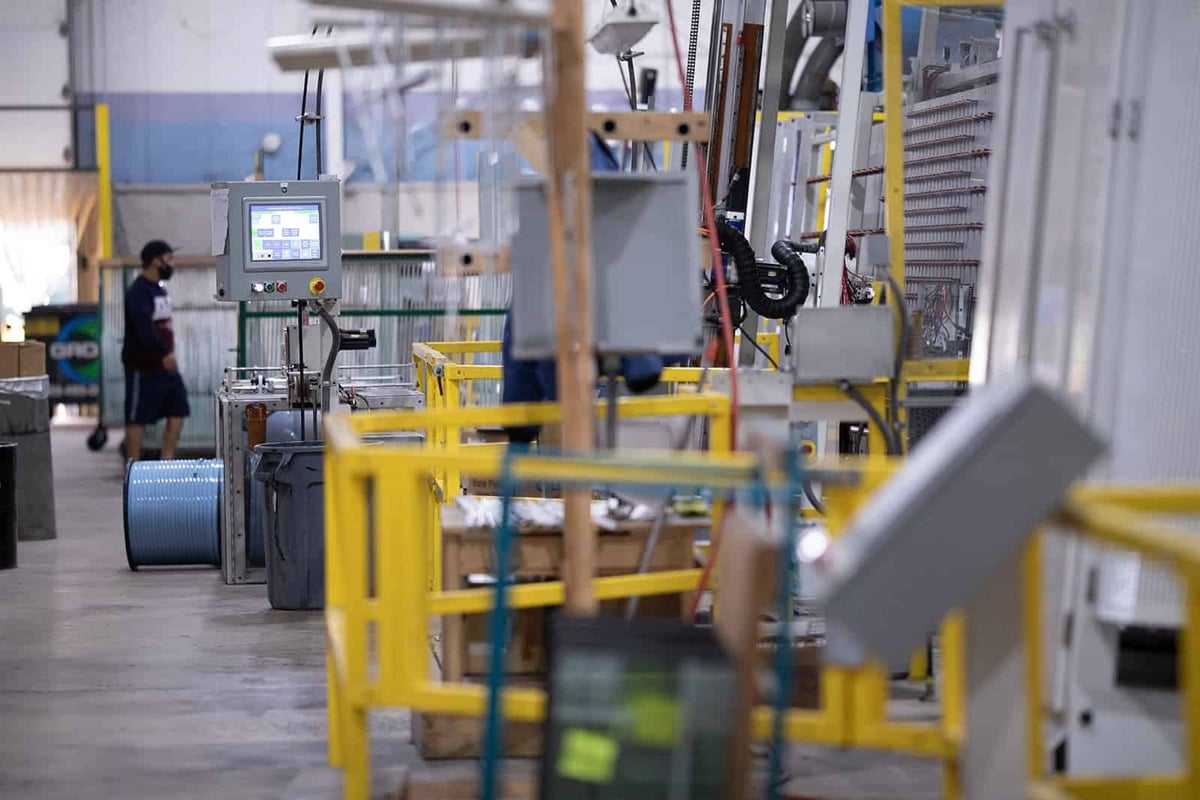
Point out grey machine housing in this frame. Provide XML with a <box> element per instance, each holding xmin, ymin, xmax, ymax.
<box><xmin>508</xmin><ymin>171</ymin><xmax>705</xmax><ymax>360</ymax></box>
<box><xmin>817</xmin><ymin>377</ymin><xmax>1104</xmax><ymax>667</ymax></box>
<box><xmin>212</xmin><ymin>178</ymin><xmax>343</xmax><ymax>302</ymax></box>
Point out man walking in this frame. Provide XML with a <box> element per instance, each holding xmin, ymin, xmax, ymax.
<box><xmin>122</xmin><ymin>240</ymin><xmax>188</xmax><ymax>462</ymax></box>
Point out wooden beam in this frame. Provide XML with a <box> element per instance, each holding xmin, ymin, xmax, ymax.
<box><xmin>510</xmin><ymin>119</ymin><xmax>548</xmax><ymax>173</ymax></box>
<box><xmin>545</xmin><ymin>0</ymin><xmax>596</xmax><ymax>616</ymax></box>
<box><xmin>442</xmin><ymin>109</ymin><xmax>712</xmax><ymax>142</ymax></box>
<box><xmin>436</xmin><ymin>244</ymin><xmax>511</xmax><ymax>276</ymax></box>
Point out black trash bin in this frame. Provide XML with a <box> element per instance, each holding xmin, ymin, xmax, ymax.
<box><xmin>0</xmin><ymin>441</ymin><xmax>15</xmax><ymax>569</ymax></box>
<box><xmin>253</xmin><ymin>442</ymin><xmax>325</xmax><ymax>610</ymax></box>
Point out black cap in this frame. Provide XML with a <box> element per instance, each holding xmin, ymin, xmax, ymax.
<box><xmin>140</xmin><ymin>240</ymin><xmax>173</xmax><ymax>266</ymax></box>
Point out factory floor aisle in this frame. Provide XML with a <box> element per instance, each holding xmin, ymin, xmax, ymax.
<box><xmin>0</xmin><ymin>427</ymin><xmax>342</xmax><ymax>799</ymax></box>
<box><xmin>0</xmin><ymin>427</ymin><xmax>939</xmax><ymax>800</ymax></box>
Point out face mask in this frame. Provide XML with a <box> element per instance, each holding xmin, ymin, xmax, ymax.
<box><xmin>158</xmin><ymin>262</ymin><xmax>174</xmax><ymax>281</ymax></box>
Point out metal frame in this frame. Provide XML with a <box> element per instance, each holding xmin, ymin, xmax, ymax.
<box><xmin>763</xmin><ymin>112</ymin><xmax>838</xmax><ymax>252</ymax></box>
<box><xmin>216</xmin><ymin>370</ymin><xmax>290</xmax><ymax>585</ymax></box>
<box><xmin>311</xmin><ymin>0</ymin><xmax>551</xmax><ymax>25</ymax></box>
<box><xmin>819</xmin><ymin>0</ymin><xmax>875</xmax><ymax>308</ymax></box>
<box><xmin>410</xmin><ymin>339</ymin><xmax>967</xmax><ymax>465</ymax></box>
<box><xmin>216</xmin><ymin>364</ymin><xmax>424</xmax><ymax>585</ymax></box>
<box><xmin>323</xmin><ymin>408</ymin><xmax>969</xmax><ymax>800</ymax></box>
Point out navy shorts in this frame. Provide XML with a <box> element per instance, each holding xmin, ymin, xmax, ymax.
<box><xmin>125</xmin><ymin>369</ymin><xmax>190</xmax><ymax>425</ymax></box>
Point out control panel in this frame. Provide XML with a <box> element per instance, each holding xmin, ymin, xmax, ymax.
<box><xmin>211</xmin><ymin>178</ymin><xmax>342</xmax><ymax>302</ymax></box>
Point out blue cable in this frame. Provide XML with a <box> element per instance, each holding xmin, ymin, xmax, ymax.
<box><xmin>480</xmin><ymin>444</ymin><xmax>526</xmax><ymax>800</ymax></box>
<box><xmin>767</xmin><ymin>449</ymin><xmax>803</xmax><ymax>800</ymax></box>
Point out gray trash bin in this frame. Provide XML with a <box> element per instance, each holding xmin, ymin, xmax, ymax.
<box><xmin>253</xmin><ymin>441</ymin><xmax>325</xmax><ymax>611</ymax></box>
<box><xmin>0</xmin><ymin>377</ymin><xmax>55</xmax><ymax>541</ymax></box>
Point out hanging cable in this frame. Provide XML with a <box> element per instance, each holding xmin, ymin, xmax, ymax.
<box><xmin>801</xmin><ymin>479</ymin><xmax>825</xmax><ymax>515</ymax></box>
<box><xmin>297</xmin><ymin>302</ymin><xmax>307</xmax><ymax>441</ymax></box>
<box><xmin>615</xmin><ymin>53</ymin><xmax>658</xmax><ymax>170</ymax></box>
<box><xmin>838</xmin><ymin>380</ymin><xmax>901</xmax><ymax>456</ymax></box>
<box><xmin>738</xmin><ymin>324</ymin><xmax>778</xmax><ymax>369</ymax></box>
<box><xmin>314</xmin><ymin>75</ymin><xmax>325</xmax><ymax>176</ymax></box>
<box><xmin>666</xmin><ymin>0</ymin><xmax>738</xmax><ymax>442</ymax></box>
<box><xmin>295</xmin><ymin>26</ymin><xmax>319</xmax><ymax>180</ymax></box>
<box><xmin>880</xmin><ymin>272</ymin><xmax>912</xmax><ymax>454</ymax></box>
<box><xmin>480</xmin><ymin>446</ymin><xmax>522</xmax><ymax>800</ymax></box>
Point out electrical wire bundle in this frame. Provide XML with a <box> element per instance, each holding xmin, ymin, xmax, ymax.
<box><xmin>920</xmin><ymin>282</ymin><xmax>970</xmax><ymax>354</ymax></box>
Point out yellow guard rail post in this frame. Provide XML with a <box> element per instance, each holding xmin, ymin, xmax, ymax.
<box><xmin>1024</xmin><ymin>486</ymin><xmax>1200</xmax><ymax>800</ymax></box>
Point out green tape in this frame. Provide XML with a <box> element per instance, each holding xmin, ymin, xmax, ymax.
<box><xmin>557</xmin><ymin>728</ymin><xmax>620</xmax><ymax>784</ymax></box>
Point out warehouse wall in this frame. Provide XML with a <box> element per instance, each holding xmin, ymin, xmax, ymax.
<box><xmin>69</xmin><ymin>0</ymin><xmax>811</xmax><ymax>250</ymax></box>
<box><xmin>73</xmin><ymin>0</ymin><xmax>719</xmax><ymax>181</ymax></box>
<box><xmin>112</xmin><ymin>182</ymin><xmax>478</xmax><ymax>255</ymax></box>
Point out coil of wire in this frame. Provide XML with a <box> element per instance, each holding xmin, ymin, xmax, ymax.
<box><xmin>124</xmin><ymin>459</ymin><xmax>223</xmax><ymax>570</ymax></box>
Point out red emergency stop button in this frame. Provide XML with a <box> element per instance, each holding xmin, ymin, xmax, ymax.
<box><xmin>276</xmin><ymin>281</ymin><xmax>288</xmax><ymax>293</ymax></box>
<box><xmin>309</xmin><ymin>277</ymin><xmax>326</xmax><ymax>295</ymax></box>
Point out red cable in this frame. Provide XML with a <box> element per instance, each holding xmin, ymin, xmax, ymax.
<box><xmin>664</xmin><ymin>0</ymin><xmax>738</xmax><ymax>443</ymax></box>
<box><xmin>665</xmin><ymin>0</ymin><xmax>740</xmax><ymax>620</ymax></box>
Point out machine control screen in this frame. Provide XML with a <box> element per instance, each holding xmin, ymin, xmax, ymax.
<box><xmin>248</xmin><ymin>202</ymin><xmax>322</xmax><ymax>262</ymax></box>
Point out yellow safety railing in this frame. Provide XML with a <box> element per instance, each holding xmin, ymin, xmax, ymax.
<box><xmin>326</xmin><ymin>409</ymin><xmax>1200</xmax><ymax>800</ymax></box>
<box><xmin>412</xmin><ymin>339</ymin><xmax>970</xmax><ymax>465</ymax></box>
<box><xmin>1025</xmin><ymin>486</ymin><xmax>1200</xmax><ymax>800</ymax></box>
<box><xmin>324</xmin><ymin>407</ymin><xmax>967</xmax><ymax>800</ymax></box>
<box><xmin>405</xmin><ymin>350</ymin><xmax>736</xmax><ymax>588</ymax></box>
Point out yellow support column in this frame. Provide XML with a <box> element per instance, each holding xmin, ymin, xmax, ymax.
<box><xmin>1022</xmin><ymin>536</ymin><xmax>1044</xmax><ymax>782</ymax></box>
<box><xmin>325</xmin><ymin>447</ymin><xmax>345</xmax><ymax>768</ymax></box>
<box><xmin>341</xmin><ymin>468</ymin><xmax>371</xmax><ymax>800</ymax></box>
<box><xmin>95</xmin><ymin>103</ymin><xmax>114</xmax><ymax>260</ymax></box>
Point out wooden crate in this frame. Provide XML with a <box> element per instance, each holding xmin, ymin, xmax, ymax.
<box><xmin>413</xmin><ymin>710</ymin><xmax>544</xmax><ymax>760</ymax></box>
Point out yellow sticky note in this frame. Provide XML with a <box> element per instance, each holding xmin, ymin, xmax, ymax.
<box><xmin>627</xmin><ymin>693</ymin><xmax>681</xmax><ymax>748</ymax></box>
<box><xmin>557</xmin><ymin>727</ymin><xmax>620</xmax><ymax>784</ymax></box>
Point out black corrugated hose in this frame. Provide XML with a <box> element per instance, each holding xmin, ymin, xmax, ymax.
<box><xmin>714</xmin><ymin>222</ymin><xmax>812</xmax><ymax>320</ymax></box>
<box><xmin>715</xmin><ymin>218</ymin><xmax>758</xmax><ymax>300</ymax></box>
<box><xmin>766</xmin><ymin>239</ymin><xmax>813</xmax><ymax>318</ymax></box>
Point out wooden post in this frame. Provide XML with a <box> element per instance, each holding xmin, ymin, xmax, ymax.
<box><xmin>544</xmin><ymin>0</ymin><xmax>597</xmax><ymax>615</ymax></box>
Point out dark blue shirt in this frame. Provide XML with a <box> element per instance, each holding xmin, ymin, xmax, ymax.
<box><xmin>122</xmin><ymin>276</ymin><xmax>174</xmax><ymax>371</ymax></box>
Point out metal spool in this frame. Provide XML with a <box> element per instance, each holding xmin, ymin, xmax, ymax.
<box><xmin>124</xmin><ymin>459</ymin><xmax>223</xmax><ymax>570</ymax></box>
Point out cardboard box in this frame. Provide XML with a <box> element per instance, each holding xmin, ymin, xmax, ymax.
<box><xmin>18</xmin><ymin>341</ymin><xmax>45</xmax><ymax>377</ymax></box>
<box><xmin>0</xmin><ymin>343</ymin><xmax>18</xmax><ymax>378</ymax></box>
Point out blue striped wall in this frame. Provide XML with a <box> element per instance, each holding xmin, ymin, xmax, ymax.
<box><xmin>89</xmin><ymin>89</ymin><xmax>689</xmax><ymax>184</ymax></box>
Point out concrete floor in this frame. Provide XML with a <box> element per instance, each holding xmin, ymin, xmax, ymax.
<box><xmin>0</xmin><ymin>427</ymin><xmax>939</xmax><ymax>800</ymax></box>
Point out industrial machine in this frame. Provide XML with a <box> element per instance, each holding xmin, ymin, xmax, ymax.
<box><xmin>210</xmin><ymin>178</ymin><xmax>424</xmax><ymax>585</ymax></box>
<box><xmin>973</xmin><ymin>0</ymin><xmax>1200</xmax><ymax>777</ymax></box>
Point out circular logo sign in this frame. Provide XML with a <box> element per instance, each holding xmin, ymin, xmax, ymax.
<box><xmin>49</xmin><ymin>314</ymin><xmax>100</xmax><ymax>384</ymax></box>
